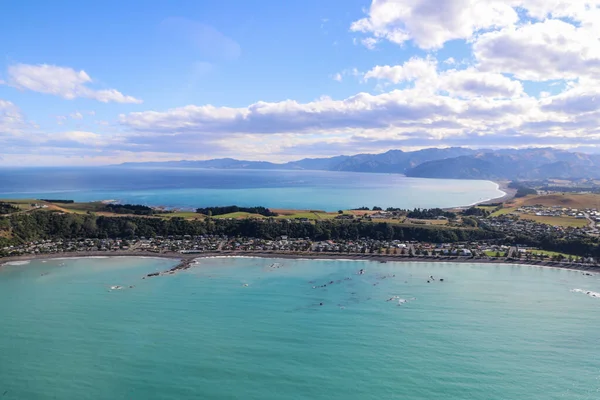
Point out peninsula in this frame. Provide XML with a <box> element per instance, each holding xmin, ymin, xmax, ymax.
<box><xmin>3</xmin><ymin>188</ymin><xmax>600</xmax><ymax>273</ymax></box>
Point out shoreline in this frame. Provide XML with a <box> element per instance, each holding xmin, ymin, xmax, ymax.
<box><xmin>473</xmin><ymin>180</ymin><xmax>515</xmax><ymax>206</ymax></box>
<box><xmin>2</xmin><ymin>250</ymin><xmax>598</xmax><ymax>273</ymax></box>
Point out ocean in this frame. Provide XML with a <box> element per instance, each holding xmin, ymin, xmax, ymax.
<box><xmin>0</xmin><ymin>167</ymin><xmax>503</xmax><ymax>210</ymax></box>
<box><xmin>1</xmin><ymin>257</ymin><xmax>599</xmax><ymax>399</ymax></box>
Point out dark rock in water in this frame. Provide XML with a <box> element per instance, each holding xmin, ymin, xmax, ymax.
<box><xmin>147</xmin><ymin>272</ymin><xmax>160</xmax><ymax>277</ymax></box>
<box><xmin>439</xmin><ymin>279</ymin><xmax>444</xmax><ymax>282</ymax></box>
<box><xmin>319</xmin><ymin>302</ymin><xmax>323</xmax><ymax>306</ymax></box>
<box><xmin>427</xmin><ymin>280</ymin><xmax>430</xmax><ymax>283</ymax></box>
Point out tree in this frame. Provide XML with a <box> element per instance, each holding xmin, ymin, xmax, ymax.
<box><xmin>462</xmin><ymin>217</ymin><xmax>477</xmax><ymax>227</ymax></box>
<box><xmin>338</xmin><ymin>210</ymin><xmax>343</xmax><ymax>214</ymax></box>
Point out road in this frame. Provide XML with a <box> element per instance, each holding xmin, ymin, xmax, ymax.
<box><xmin>583</xmin><ymin>212</ymin><xmax>598</xmax><ymax>235</ymax></box>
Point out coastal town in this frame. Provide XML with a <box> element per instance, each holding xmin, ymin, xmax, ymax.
<box><xmin>3</xmin><ymin>190</ymin><xmax>600</xmax><ymax>270</ymax></box>
<box><xmin>2</xmin><ymin>234</ymin><xmax>598</xmax><ymax>267</ymax></box>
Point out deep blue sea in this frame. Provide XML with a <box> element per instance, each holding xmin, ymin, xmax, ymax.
<box><xmin>1</xmin><ymin>257</ymin><xmax>599</xmax><ymax>399</ymax></box>
<box><xmin>0</xmin><ymin>167</ymin><xmax>503</xmax><ymax>210</ymax></box>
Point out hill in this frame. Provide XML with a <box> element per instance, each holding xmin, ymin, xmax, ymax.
<box><xmin>119</xmin><ymin>147</ymin><xmax>476</xmax><ymax>174</ymax></box>
<box><xmin>119</xmin><ymin>147</ymin><xmax>600</xmax><ymax>181</ymax></box>
<box><xmin>406</xmin><ymin>149</ymin><xmax>600</xmax><ymax>180</ymax></box>
<box><xmin>510</xmin><ymin>193</ymin><xmax>600</xmax><ymax>209</ymax></box>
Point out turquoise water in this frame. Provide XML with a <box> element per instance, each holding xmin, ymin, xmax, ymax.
<box><xmin>1</xmin><ymin>257</ymin><xmax>599</xmax><ymax>399</ymax></box>
<box><xmin>0</xmin><ymin>167</ymin><xmax>503</xmax><ymax>210</ymax></box>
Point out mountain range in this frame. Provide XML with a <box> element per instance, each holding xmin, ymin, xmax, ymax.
<box><xmin>119</xmin><ymin>147</ymin><xmax>600</xmax><ymax>180</ymax></box>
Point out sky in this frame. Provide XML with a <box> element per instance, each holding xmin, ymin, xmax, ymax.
<box><xmin>2</xmin><ymin>0</ymin><xmax>600</xmax><ymax>166</ymax></box>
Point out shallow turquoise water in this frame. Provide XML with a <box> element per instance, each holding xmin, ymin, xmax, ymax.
<box><xmin>0</xmin><ymin>167</ymin><xmax>503</xmax><ymax>210</ymax></box>
<box><xmin>1</xmin><ymin>257</ymin><xmax>599</xmax><ymax>399</ymax></box>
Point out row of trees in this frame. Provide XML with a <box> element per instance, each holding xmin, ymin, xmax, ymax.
<box><xmin>103</xmin><ymin>204</ymin><xmax>156</xmax><ymax>215</ymax></box>
<box><xmin>195</xmin><ymin>206</ymin><xmax>277</xmax><ymax>217</ymax></box>
<box><xmin>508</xmin><ymin>181</ymin><xmax>537</xmax><ymax>198</ymax></box>
<box><xmin>406</xmin><ymin>208</ymin><xmax>457</xmax><ymax>219</ymax></box>
<box><xmin>0</xmin><ymin>211</ymin><xmax>497</xmax><ymax>245</ymax></box>
<box><xmin>0</xmin><ymin>202</ymin><xmax>20</xmax><ymax>215</ymax></box>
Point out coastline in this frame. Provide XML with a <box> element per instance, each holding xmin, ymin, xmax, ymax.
<box><xmin>2</xmin><ymin>250</ymin><xmax>598</xmax><ymax>273</ymax></box>
<box><xmin>477</xmin><ymin>180</ymin><xmax>515</xmax><ymax>205</ymax></box>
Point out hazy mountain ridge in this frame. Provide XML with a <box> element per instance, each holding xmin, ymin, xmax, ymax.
<box><xmin>119</xmin><ymin>147</ymin><xmax>477</xmax><ymax>174</ymax></box>
<box><xmin>405</xmin><ymin>149</ymin><xmax>600</xmax><ymax>179</ymax></box>
<box><xmin>119</xmin><ymin>147</ymin><xmax>600</xmax><ymax>180</ymax></box>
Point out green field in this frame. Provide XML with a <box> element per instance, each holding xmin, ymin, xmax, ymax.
<box><xmin>0</xmin><ymin>199</ymin><xmax>44</xmax><ymax>211</ymax></box>
<box><xmin>212</xmin><ymin>212</ymin><xmax>266</xmax><ymax>219</ymax></box>
<box><xmin>484</xmin><ymin>250</ymin><xmax>507</xmax><ymax>257</ymax></box>
<box><xmin>275</xmin><ymin>211</ymin><xmax>324</xmax><ymax>220</ymax></box>
<box><xmin>490</xmin><ymin>207</ymin><xmax>517</xmax><ymax>217</ymax></box>
<box><xmin>0</xmin><ymin>199</ymin><xmax>39</xmax><ymax>204</ymax></box>
<box><xmin>55</xmin><ymin>201</ymin><xmax>105</xmax><ymax>213</ymax></box>
<box><xmin>527</xmin><ymin>249</ymin><xmax>576</xmax><ymax>259</ymax></box>
<box><xmin>162</xmin><ymin>212</ymin><xmax>201</xmax><ymax>219</ymax></box>
<box><xmin>519</xmin><ymin>214</ymin><xmax>589</xmax><ymax>228</ymax></box>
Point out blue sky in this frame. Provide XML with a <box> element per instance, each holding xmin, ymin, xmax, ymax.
<box><xmin>1</xmin><ymin>0</ymin><xmax>600</xmax><ymax>165</ymax></box>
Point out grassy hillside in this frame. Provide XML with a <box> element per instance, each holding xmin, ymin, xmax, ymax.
<box><xmin>510</xmin><ymin>193</ymin><xmax>600</xmax><ymax>209</ymax></box>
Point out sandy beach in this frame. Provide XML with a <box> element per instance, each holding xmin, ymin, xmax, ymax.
<box><xmin>476</xmin><ymin>180</ymin><xmax>516</xmax><ymax>206</ymax></box>
<box><xmin>2</xmin><ymin>249</ymin><xmax>598</xmax><ymax>273</ymax></box>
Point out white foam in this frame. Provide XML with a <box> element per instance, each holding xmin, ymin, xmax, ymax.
<box><xmin>2</xmin><ymin>260</ymin><xmax>31</xmax><ymax>266</ymax></box>
<box><xmin>110</xmin><ymin>285</ymin><xmax>123</xmax><ymax>290</ymax></box>
<box><xmin>571</xmin><ymin>288</ymin><xmax>600</xmax><ymax>299</ymax></box>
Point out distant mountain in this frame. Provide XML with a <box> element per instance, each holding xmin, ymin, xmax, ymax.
<box><xmin>405</xmin><ymin>148</ymin><xmax>600</xmax><ymax>180</ymax></box>
<box><xmin>118</xmin><ymin>147</ymin><xmax>600</xmax><ymax>180</ymax></box>
<box><xmin>119</xmin><ymin>158</ymin><xmax>282</xmax><ymax>170</ymax></box>
<box><xmin>119</xmin><ymin>147</ymin><xmax>477</xmax><ymax>174</ymax></box>
<box><xmin>328</xmin><ymin>148</ymin><xmax>477</xmax><ymax>173</ymax></box>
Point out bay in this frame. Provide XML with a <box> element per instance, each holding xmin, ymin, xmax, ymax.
<box><xmin>0</xmin><ymin>167</ymin><xmax>503</xmax><ymax>210</ymax></box>
<box><xmin>1</xmin><ymin>257</ymin><xmax>599</xmax><ymax>399</ymax></box>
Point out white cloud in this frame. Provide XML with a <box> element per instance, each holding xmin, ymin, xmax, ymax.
<box><xmin>332</xmin><ymin>68</ymin><xmax>361</xmax><ymax>83</ymax></box>
<box><xmin>439</xmin><ymin>69</ymin><xmax>523</xmax><ymax>98</ymax></box>
<box><xmin>114</xmin><ymin>70</ymin><xmax>600</xmax><ymax>158</ymax></box>
<box><xmin>361</xmin><ymin>37</ymin><xmax>379</xmax><ymax>50</ymax></box>
<box><xmin>351</xmin><ymin>0</ymin><xmax>518</xmax><ymax>49</ymax></box>
<box><xmin>363</xmin><ymin>58</ymin><xmax>523</xmax><ymax>98</ymax></box>
<box><xmin>70</xmin><ymin>112</ymin><xmax>84</xmax><ymax>120</ymax></box>
<box><xmin>474</xmin><ymin>19</ymin><xmax>600</xmax><ymax>81</ymax></box>
<box><xmin>444</xmin><ymin>57</ymin><xmax>456</xmax><ymax>65</ymax></box>
<box><xmin>56</xmin><ymin>115</ymin><xmax>67</xmax><ymax>125</ymax></box>
<box><xmin>120</xmin><ymin>90</ymin><xmax>465</xmax><ymax>136</ymax></box>
<box><xmin>364</xmin><ymin>57</ymin><xmax>438</xmax><ymax>84</ymax></box>
<box><xmin>0</xmin><ymin>99</ymin><xmax>26</xmax><ymax>134</ymax></box>
<box><xmin>541</xmin><ymin>79</ymin><xmax>600</xmax><ymax>114</ymax></box>
<box><xmin>516</xmin><ymin>0</ymin><xmax>600</xmax><ymax>23</ymax></box>
<box><xmin>4</xmin><ymin>64</ymin><xmax>142</xmax><ymax>103</ymax></box>
<box><xmin>351</xmin><ymin>1</ymin><xmax>600</xmax><ymax>50</ymax></box>
<box><xmin>51</xmin><ymin>131</ymin><xmax>108</xmax><ymax>145</ymax></box>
